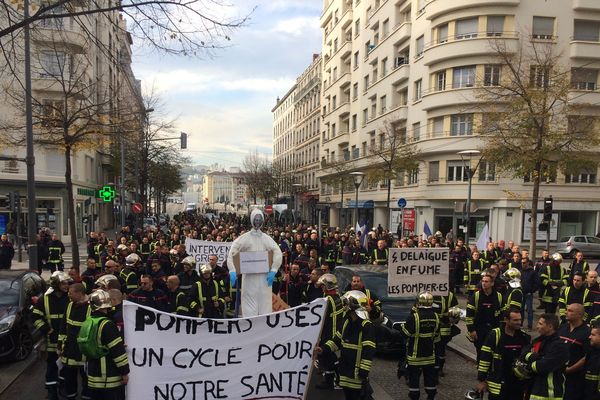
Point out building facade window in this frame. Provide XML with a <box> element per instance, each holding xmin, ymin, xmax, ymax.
<box><xmin>413</xmin><ymin>122</ymin><xmax>421</xmax><ymax>141</ymax></box>
<box><xmin>416</xmin><ymin>35</ymin><xmax>424</xmax><ymax>57</ymax></box>
<box><xmin>408</xmin><ymin>168</ymin><xmax>418</xmax><ymax>185</ymax></box>
<box><xmin>479</xmin><ymin>161</ymin><xmax>496</xmax><ymax>182</ymax></box>
<box><xmin>450</xmin><ymin>114</ymin><xmax>473</xmax><ymax>136</ymax></box>
<box><xmin>565</xmin><ymin>169</ymin><xmax>597</xmax><ymax>184</ymax></box>
<box><xmin>487</xmin><ymin>16</ymin><xmax>505</xmax><ymax>36</ymax></box>
<box><xmin>414</xmin><ymin>79</ymin><xmax>422</xmax><ymax>100</ymax></box>
<box><xmin>530</xmin><ymin>66</ymin><xmax>550</xmax><ymax>88</ymax></box>
<box><xmin>456</xmin><ymin>18</ymin><xmax>479</xmax><ymax>39</ymax></box>
<box><xmin>436</xmin><ymin>70</ymin><xmax>446</xmax><ymax>91</ymax></box>
<box><xmin>432</xmin><ymin>117</ymin><xmax>444</xmax><ymax>137</ymax></box>
<box><xmin>571</xmin><ymin>68</ymin><xmax>597</xmax><ymax>90</ymax></box>
<box><xmin>484</xmin><ymin>64</ymin><xmax>501</xmax><ymax>86</ymax></box>
<box><xmin>532</xmin><ymin>16</ymin><xmax>555</xmax><ymax>39</ymax></box>
<box><xmin>447</xmin><ymin>160</ymin><xmax>469</xmax><ymax>182</ymax></box>
<box><xmin>452</xmin><ymin>66</ymin><xmax>476</xmax><ymax>88</ymax></box>
<box><xmin>437</xmin><ymin>23</ymin><xmax>449</xmax><ymax>44</ymax></box>
<box><xmin>574</xmin><ymin>20</ymin><xmax>600</xmax><ymax>41</ymax></box>
<box><xmin>352</xmin><ymin>114</ymin><xmax>357</xmax><ymax>131</ymax></box>
<box><xmin>428</xmin><ymin>161</ymin><xmax>440</xmax><ymax>182</ymax></box>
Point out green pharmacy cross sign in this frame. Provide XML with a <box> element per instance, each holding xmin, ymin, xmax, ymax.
<box><xmin>98</xmin><ymin>186</ymin><xmax>116</xmax><ymax>202</ymax></box>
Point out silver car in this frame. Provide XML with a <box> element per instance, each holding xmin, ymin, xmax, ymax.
<box><xmin>556</xmin><ymin>235</ymin><xmax>600</xmax><ymax>258</ymax></box>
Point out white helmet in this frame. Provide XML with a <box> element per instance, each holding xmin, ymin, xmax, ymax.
<box><xmin>95</xmin><ymin>274</ymin><xmax>118</xmax><ymax>290</ymax></box>
<box><xmin>417</xmin><ymin>292</ymin><xmax>434</xmax><ymax>308</ymax></box>
<box><xmin>342</xmin><ymin>290</ymin><xmax>369</xmax><ymax>320</ymax></box>
<box><xmin>200</xmin><ymin>264</ymin><xmax>212</xmax><ymax>275</ymax></box>
<box><xmin>125</xmin><ymin>253</ymin><xmax>140</xmax><ymax>267</ymax></box>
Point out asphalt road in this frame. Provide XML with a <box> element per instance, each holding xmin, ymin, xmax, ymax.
<box><xmin>0</xmin><ymin>348</ymin><xmax>477</xmax><ymax>400</ymax></box>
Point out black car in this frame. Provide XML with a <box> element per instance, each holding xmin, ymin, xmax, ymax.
<box><xmin>0</xmin><ymin>270</ymin><xmax>47</xmax><ymax>361</ymax></box>
<box><xmin>334</xmin><ymin>264</ymin><xmax>414</xmax><ymax>352</ymax></box>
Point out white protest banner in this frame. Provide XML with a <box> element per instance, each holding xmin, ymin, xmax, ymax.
<box><xmin>239</xmin><ymin>251</ymin><xmax>269</xmax><ymax>274</ymax></box>
<box><xmin>185</xmin><ymin>238</ymin><xmax>231</xmax><ymax>267</ymax></box>
<box><xmin>388</xmin><ymin>248</ymin><xmax>449</xmax><ymax>298</ymax></box>
<box><xmin>123</xmin><ymin>298</ymin><xmax>327</xmax><ymax>400</ymax></box>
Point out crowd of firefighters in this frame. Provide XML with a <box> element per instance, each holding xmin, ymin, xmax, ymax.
<box><xmin>27</xmin><ymin>210</ymin><xmax>600</xmax><ymax>400</ymax></box>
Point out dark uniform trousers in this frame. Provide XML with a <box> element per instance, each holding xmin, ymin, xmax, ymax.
<box><xmin>402</xmin><ymin>308</ymin><xmax>440</xmax><ymax>400</ymax></box>
<box><xmin>32</xmin><ymin>291</ymin><xmax>69</xmax><ymax>398</ymax></box>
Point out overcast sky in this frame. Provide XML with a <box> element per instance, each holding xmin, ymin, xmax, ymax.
<box><xmin>132</xmin><ymin>0</ymin><xmax>322</xmax><ymax>168</ymax></box>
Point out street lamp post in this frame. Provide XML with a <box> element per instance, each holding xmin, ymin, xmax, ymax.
<box><xmin>458</xmin><ymin>150</ymin><xmax>483</xmax><ymax>246</ymax></box>
<box><xmin>292</xmin><ymin>183</ymin><xmax>302</xmax><ymax>223</ymax></box>
<box><xmin>349</xmin><ymin>172</ymin><xmax>365</xmax><ymax>228</ymax></box>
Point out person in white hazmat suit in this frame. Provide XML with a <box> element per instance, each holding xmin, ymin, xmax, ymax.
<box><xmin>227</xmin><ymin>209</ymin><xmax>283</xmax><ymax>317</ymax></box>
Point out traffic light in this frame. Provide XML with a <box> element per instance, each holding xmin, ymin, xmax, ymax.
<box><xmin>543</xmin><ymin>196</ymin><xmax>553</xmax><ymax>222</ymax></box>
<box><xmin>7</xmin><ymin>192</ymin><xmax>16</xmax><ymax>212</ymax></box>
<box><xmin>180</xmin><ymin>132</ymin><xmax>187</xmax><ymax>149</ymax></box>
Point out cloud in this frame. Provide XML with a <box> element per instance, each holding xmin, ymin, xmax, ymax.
<box><xmin>271</xmin><ymin>16</ymin><xmax>320</xmax><ymax>37</ymax></box>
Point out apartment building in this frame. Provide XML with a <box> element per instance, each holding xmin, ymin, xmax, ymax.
<box><xmin>318</xmin><ymin>0</ymin><xmax>600</xmax><ymax>243</ymax></box>
<box><xmin>0</xmin><ymin>7</ymin><xmax>143</xmax><ymax>241</ymax></box>
<box><xmin>203</xmin><ymin>170</ymin><xmax>247</xmax><ymax>209</ymax></box>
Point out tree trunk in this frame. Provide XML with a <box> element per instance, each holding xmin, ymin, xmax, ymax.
<box><xmin>64</xmin><ymin>145</ymin><xmax>80</xmax><ymax>268</ymax></box>
<box><xmin>529</xmin><ymin>163</ymin><xmax>541</xmax><ymax>256</ymax></box>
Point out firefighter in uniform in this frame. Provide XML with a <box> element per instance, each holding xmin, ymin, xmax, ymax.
<box><xmin>316</xmin><ymin>290</ymin><xmax>376</xmax><ymax>400</ymax></box>
<box><xmin>432</xmin><ymin>292</ymin><xmax>459</xmax><ymax>376</ymax></box>
<box><xmin>515</xmin><ymin>313</ymin><xmax>569</xmax><ymax>400</ymax></box>
<box><xmin>540</xmin><ymin>252</ymin><xmax>568</xmax><ymax>314</ymax></box>
<box><xmin>139</xmin><ymin>237</ymin><xmax>152</xmax><ymax>264</ymax></box>
<box><xmin>348</xmin><ymin>274</ymin><xmax>382</xmax><ymax>319</ymax></box>
<box><xmin>584</xmin><ymin>320</ymin><xmax>600</xmax><ymax>400</ymax></box>
<box><xmin>558</xmin><ymin>303</ymin><xmax>590</xmax><ymax>400</ymax></box>
<box><xmin>372</xmin><ymin>240</ymin><xmax>388</xmax><ymax>266</ymax></box>
<box><xmin>166</xmin><ymin>275</ymin><xmax>191</xmax><ymax>316</ymax></box>
<box><xmin>464</xmin><ymin>251</ymin><xmax>487</xmax><ymax>295</ymax></box>
<box><xmin>86</xmin><ymin>290</ymin><xmax>130</xmax><ymax>400</ymax></box>
<box><xmin>501</xmin><ymin>268</ymin><xmax>523</xmax><ymax>313</ymax></box>
<box><xmin>32</xmin><ymin>271</ymin><xmax>71</xmax><ymax>400</ymax></box>
<box><xmin>402</xmin><ymin>292</ymin><xmax>440</xmax><ymax>400</ymax></box>
<box><xmin>47</xmin><ymin>233</ymin><xmax>65</xmax><ymax>272</ymax></box>
<box><xmin>476</xmin><ymin>309</ymin><xmax>530</xmax><ymax>399</ymax></box>
<box><xmin>315</xmin><ymin>273</ymin><xmax>345</xmax><ymax>390</ymax></box>
<box><xmin>559</xmin><ymin>272</ymin><xmax>592</xmax><ymax>322</ymax></box>
<box><xmin>119</xmin><ymin>253</ymin><xmax>140</xmax><ymax>295</ymax></box>
<box><xmin>58</xmin><ymin>282</ymin><xmax>91</xmax><ymax>400</ymax></box>
<box><xmin>466</xmin><ymin>274</ymin><xmax>503</xmax><ymax>362</ymax></box>
<box><xmin>188</xmin><ymin>264</ymin><xmax>223</xmax><ymax>318</ymax></box>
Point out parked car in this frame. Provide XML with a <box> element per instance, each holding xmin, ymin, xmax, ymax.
<box><xmin>0</xmin><ymin>271</ymin><xmax>46</xmax><ymax>361</ymax></box>
<box><xmin>556</xmin><ymin>235</ymin><xmax>600</xmax><ymax>258</ymax></box>
<box><xmin>334</xmin><ymin>265</ymin><xmax>414</xmax><ymax>352</ymax></box>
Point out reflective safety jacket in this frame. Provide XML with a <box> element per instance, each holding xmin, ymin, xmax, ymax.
<box><xmin>86</xmin><ymin>314</ymin><xmax>129</xmax><ymax>390</ymax></box>
<box><xmin>584</xmin><ymin>346</ymin><xmax>600</xmax><ymax>400</ymax></box>
<box><xmin>433</xmin><ymin>292</ymin><xmax>458</xmax><ymax>338</ymax></box>
<box><xmin>401</xmin><ymin>307</ymin><xmax>440</xmax><ymax>366</ymax></box>
<box><xmin>32</xmin><ymin>291</ymin><xmax>69</xmax><ymax>352</ymax></box>
<box><xmin>540</xmin><ymin>264</ymin><xmax>568</xmax><ymax>304</ymax></box>
<box><xmin>466</xmin><ymin>289</ymin><xmax>503</xmax><ymax>332</ymax></box>
<box><xmin>320</xmin><ymin>293</ymin><xmax>344</xmax><ymax>345</ymax></box>
<box><xmin>119</xmin><ymin>267</ymin><xmax>139</xmax><ymax>295</ymax></box>
<box><xmin>464</xmin><ymin>259</ymin><xmax>487</xmax><ymax>292</ymax></box>
<box><xmin>188</xmin><ymin>279</ymin><xmax>223</xmax><ymax>318</ymax></box>
<box><xmin>477</xmin><ymin>327</ymin><xmax>530</xmax><ymax>396</ymax></box>
<box><xmin>372</xmin><ymin>248</ymin><xmax>388</xmax><ymax>266</ymax></box>
<box><xmin>166</xmin><ymin>289</ymin><xmax>191</xmax><ymax>316</ymax></box>
<box><xmin>522</xmin><ymin>332</ymin><xmax>569</xmax><ymax>400</ymax></box>
<box><xmin>140</xmin><ymin>243</ymin><xmax>152</xmax><ymax>262</ymax></box>
<box><xmin>502</xmin><ymin>287</ymin><xmax>523</xmax><ymax>313</ymax></box>
<box><xmin>559</xmin><ymin>286</ymin><xmax>592</xmax><ymax>321</ymax></box>
<box><xmin>58</xmin><ymin>300</ymin><xmax>91</xmax><ymax>366</ymax></box>
<box><xmin>47</xmin><ymin>240</ymin><xmax>65</xmax><ymax>264</ymax></box>
<box><xmin>324</xmin><ymin>317</ymin><xmax>376</xmax><ymax>390</ymax></box>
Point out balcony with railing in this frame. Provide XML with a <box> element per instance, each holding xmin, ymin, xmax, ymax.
<box><xmin>570</xmin><ymin>39</ymin><xmax>600</xmax><ymax>60</ymax></box>
<box><xmin>34</xmin><ymin>18</ymin><xmax>87</xmax><ymax>53</ymax></box>
<box><xmin>423</xmin><ymin>31</ymin><xmax>519</xmax><ymax>66</ymax></box>
<box><xmin>424</xmin><ymin>0</ymin><xmax>520</xmax><ymax>21</ymax></box>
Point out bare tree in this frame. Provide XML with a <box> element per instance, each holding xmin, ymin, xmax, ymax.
<box><xmin>241</xmin><ymin>150</ymin><xmax>271</xmax><ymax>205</ymax></box>
<box><xmin>319</xmin><ymin>157</ymin><xmax>356</xmax><ymax>228</ymax></box>
<box><xmin>476</xmin><ymin>38</ymin><xmax>600</xmax><ymax>254</ymax></box>
<box><xmin>367</xmin><ymin>117</ymin><xmax>420</xmax><ymax>228</ymax></box>
<box><xmin>0</xmin><ymin>28</ymin><xmax>139</xmax><ymax>267</ymax></box>
<box><xmin>0</xmin><ymin>1</ymin><xmax>251</xmax><ymax>56</ymax></box>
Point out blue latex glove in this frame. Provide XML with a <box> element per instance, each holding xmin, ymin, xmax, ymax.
<box><xmin>266</xmin><ymin>271</ymin><xmax>276</xmax><ymax>287</ymax></box>
<box><xmin>229</xmin><ymin>271</ymin><xmax>237</xmax><ymax>287</ymax></box>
